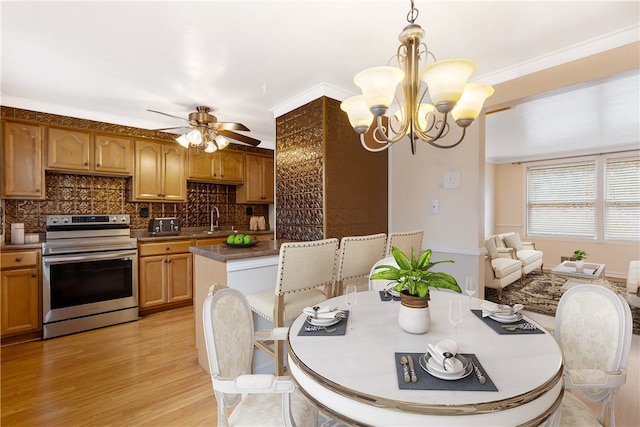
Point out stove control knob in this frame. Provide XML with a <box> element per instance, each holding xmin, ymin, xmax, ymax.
<box><xmin>120</xmin><ymin>216</ymin><xmax>127</xmax><ymax>223</ymax></box>
<box><xmin>62</xmin><ymin>217</ymin><xmax>70</xmax><ymax>223</ymax></box>
<box><xmin>51</xmin><ymin>217</ymin><xmax>59</xmax><ymax>224</ymax></box>
<box><xmin>111</xmin><ymin>216</ymin><xmax>117</xmax><ymax>222</ymax></box>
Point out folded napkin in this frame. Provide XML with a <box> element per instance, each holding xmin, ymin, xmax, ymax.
<box><xmin>427</xmin><ymin>338</ymin><xmax>459</xmax><ymax>371</ymax></box>
<box><xmin>480</xmin><ymin>301</ymin><xmax>524</xmax><ymax>318</ymax></box>
<box><xmin>302</xmin><ymin>305</ymin><xmax>340</xmax><ymax>319</ymax></box>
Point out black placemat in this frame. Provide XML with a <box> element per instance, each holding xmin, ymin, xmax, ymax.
<box><xmin>297</xmin><ymin>311</ymin><xmax>349</xmax><ymax>336</ymax></box>
<box><xmin>394</xmin><ymin>352</ymin><xmax>498</xmax><ymax>391</ymax></box>
<box><xmin>378</xmin><ymin>290</ymin><xmax>401</xmax><ymax>301</ymax></box>
<box><xmin>472</xmin><ymin>310</ymin><xmax>544</xmax><ymax>334</ymax></box>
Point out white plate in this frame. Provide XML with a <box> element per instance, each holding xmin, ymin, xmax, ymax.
<box><xmin>388</xmin><ymin>288</ymin><xmax>400</xmax><ymax>297</ymax></box>
<box><xmin>419</xmin><ymin>353</ymin><xmax>472</xmax><ymax>380</ymax></box>
<box><xmin>489</xmin><ymin>313</ymin><xmax>523</xmax><ymax>323</ymax></box>
<box><xmin>307</xmin><ymin>315</ymin><xmax>341</xmax><ymax>327</ymax></box>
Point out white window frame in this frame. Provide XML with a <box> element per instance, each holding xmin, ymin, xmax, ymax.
<box><xmin>526</xmin><ymin>151</ymin><xmax>639</xmax><ymax>242</ymax></box>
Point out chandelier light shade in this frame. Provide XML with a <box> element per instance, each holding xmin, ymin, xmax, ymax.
<box><xmin>340</xmin><ymin>0</ymin><xmax>494</xmax><ymax>154</ymax></box>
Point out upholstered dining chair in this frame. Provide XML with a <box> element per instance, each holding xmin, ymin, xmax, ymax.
<box><xmin>335</xmin><ymin>233</ymin><xmax>387</xmax><ymax>295</ymax></box>
<box><xmin>368</xmin><ymin>256</ymin><xmax>397</xmax><ymax>292</ymax></box>
<box><xmin>555</xmin><ymin>284</ymin><xmax>632</xmax><ymax>427</ymax></box>
<box><xmin>203</xmin><ymin>285</ymin><xmax>317</xmax><ymax>427</ymax></box>
<box><xmin>246</xmin><ymin>238</ymin><xmax>339</xmax><ymax>375</ymax></box>
<box><xmin>385</xmin><ymin>230</ymin><xmax>424</xmax><ymax>256</ymax></box>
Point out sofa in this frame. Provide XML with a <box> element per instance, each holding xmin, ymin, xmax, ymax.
<box><xmin>627</xmin><ymin>261</ymin><xmax>640</xmax><ymax>308</ymax></box>
<box><xmin>484</xmin><ymin>232</ymin><xmax>544</xmax><ymax>300</ymax></box>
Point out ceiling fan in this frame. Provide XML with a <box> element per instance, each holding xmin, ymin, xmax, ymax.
<box><xmin>148</xmin><ymin>106</ymin><xmax>261</xmax><ymax>151</ymax></box>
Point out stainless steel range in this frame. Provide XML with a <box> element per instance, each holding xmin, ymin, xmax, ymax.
<box><xmin>42</xmin><ymin>214</ymin><xmax>138</xmax><ymax>339</ymax></box>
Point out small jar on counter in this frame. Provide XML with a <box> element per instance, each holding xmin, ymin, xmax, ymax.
<box><xmin>11</xmin><ymin>223</ymin><xmax>25</xmax><ymax>245</ymax></box>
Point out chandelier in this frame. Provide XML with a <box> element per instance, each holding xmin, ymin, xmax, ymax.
<box><xmin>340</xmin><ymin>1</ymin><xmax>494</xmax><ymax>154</ymax></box>
<box><xmin>176</xmin><ymin>127</ymin><xmax>230</xmax><ymax>153</ymax></box>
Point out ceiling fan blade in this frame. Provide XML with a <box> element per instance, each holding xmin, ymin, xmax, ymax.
<box><xmin>207</xmin><ymin>122</ymin><xmax>250</xmax><ymax>132</ymax></box>
<box><xmin>218</xmin><ymin>130</ymin><xmax>261</xmax><ymax>147</ymax></box>
<box><xmin>152</xmin><ymin>126</ymin><xmax>190</xmax><ymax>132</ymax></box>
<box><xmin>148</xmin><ymin>109</ymin><xmax>191</xmax><ymax>123</ymax></box>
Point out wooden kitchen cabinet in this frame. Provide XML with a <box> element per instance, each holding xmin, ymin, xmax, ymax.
<box><xmin>133</xmin><ymin>140</ymin><xmax>186</xmax><ymax>202</ymax></box>
<box><xmin>46</xmin><ymin>128</ymin><xmax>133</xmax><ymax>175</ymax></box>
<box><xmin>0</xmin><ymin>249</ymin><xmax>41</xmax><ymax>341</ymax></box>
<box><xmin>1</xmin><ymin>121</ymin><xmax>45</xmax><ymax>199</ymax></box>
<box><xmin>236</xmin><ymin>154</ymin><xmax>274</xmax><ymax>203</ymax></box>
<box><xmin>188</xmin><ymin>147</ymin><xmax>244</xmax><ymax>183</ymax></box>
<box><xmin>138</xmin><ymin>240</ymin><xmax>192</xmax><ymax>314</ymax></box>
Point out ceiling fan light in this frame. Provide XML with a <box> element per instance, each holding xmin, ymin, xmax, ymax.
<box><xmin>187</xmin><ymin>129</ymin><xmax>203</xmax><ymax>145</ymax></box>
<box><xmin>215</xmin><ymin>135</ymin><xmax>230</xmax><ymax>149</ymax></box>
<box><xmin>204</xmin><ymin>142</ymin><xmax>217</xmax><ymax>153</ymax></box>
<box><xmin>340</xmin><ymin>95</ymin><xmax>374</xmax><ymax>134</ymax></box>
<box><xmin>451</xmin><ymin>83</ymin><xmax>495</xmax><ymax>126</ymax></box>
<box><xmin>354</xmin><ymin>66</ymin><xmax>404</xmax><ymax>116</ymax></box>
<box><xmin>420</xmin><ymin>59</ymin><xmax>477</xmax><ymax>112</ymax></box>
<box><xmin>176</xmin><ymin>134</ymin><xmax>190</xmax><ymax>148</ymax></box>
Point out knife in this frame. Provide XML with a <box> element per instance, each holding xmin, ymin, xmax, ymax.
<box><xmin>407</xmin><ymin>355</ymin><xmax>418</xmax><ymax>382</ymax></box>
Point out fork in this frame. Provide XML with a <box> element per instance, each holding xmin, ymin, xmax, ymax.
<box><xmin>304</xmin><ymin>325</ymin><xmax>337</xmax><ymax>333</ymax></box>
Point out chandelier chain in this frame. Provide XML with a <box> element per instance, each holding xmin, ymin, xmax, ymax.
<box><xmin>407</xmin><ymin>0</ymin><xmax>419</xmax><ymax>24</ymax></box>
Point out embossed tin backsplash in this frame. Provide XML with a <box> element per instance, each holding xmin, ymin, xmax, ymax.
<box><xmin>3</xmin><ymin>173</ymin><xmax>268</xmax><ymax>238</ymax></box>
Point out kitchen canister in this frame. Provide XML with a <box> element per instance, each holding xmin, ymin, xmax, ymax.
<box><xmin>11</xmin><ymin>223</ymin><xmax>25</xmax><ymax>245</ymax></box>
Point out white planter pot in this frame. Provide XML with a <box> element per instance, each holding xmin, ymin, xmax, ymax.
<box><xmin>398</xmin><ymin>304</ymin><xmax>431</xmax><ymax>334</ymax></box>
<box><xmin>575</xmin><ymin>260</ymin><xmax>584</xmax><ymax>271</ymax></box>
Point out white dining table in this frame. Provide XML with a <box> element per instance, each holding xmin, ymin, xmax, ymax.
<box><xmin>287</xmin><ymin>290</ymin><xmax>564</xmax><ymax>426</ymax></box>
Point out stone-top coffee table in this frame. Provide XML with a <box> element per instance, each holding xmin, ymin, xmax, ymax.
<box><xmin>550</xmin><ymin>261</ymin><xmax>606</xmax><ymax>293</ymax></box>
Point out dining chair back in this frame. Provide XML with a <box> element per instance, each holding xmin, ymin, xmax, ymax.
<box><xmin>385</xmin><ymin>230</ymin><xmax>423</xmax><ymax>256</ymax></box>
<box><xmin>203</xmin><ymin>285</ymin><xmax>318</xmax><ymax>427</ymax></box>
<box><xmin>336</xmin><ymin>233</ymin><xmax>387</xmax><ymax>295</ymax></box>
<box><xmin>555</xmin><ymin>284</ymin><xmax>632</xmax><ymax>427</ymax></box>
<box><xmin>246</xmin><ymin>238</ymin><xmax>339</xmax><ymax>375</ymax></box>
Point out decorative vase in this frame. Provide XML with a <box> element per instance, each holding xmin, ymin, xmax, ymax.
<box><xmin>398</xmin><ymin>291</ymin><xmax>431</xmax><ymax>334</ymax></box>
<box><xmin>575</xmin><ymin>260</ymin><xmax>584</xmax><ymax>271</ymax></box>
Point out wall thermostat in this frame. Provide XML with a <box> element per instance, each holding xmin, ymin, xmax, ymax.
<box><xmin>443</xmin><ymin>172</ymin><xmax>460</xmax><ymax>189</ymax></box>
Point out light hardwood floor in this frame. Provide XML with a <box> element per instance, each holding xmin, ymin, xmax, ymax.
<box><xmin>2</xmin><ymin>307</ymin><xmax>638</xmax><ymax>426</ymax></box>
<box><xmin>1</xmin><ymin>307</ymin><xmax>217</xmax><ymax>426</ymax></box>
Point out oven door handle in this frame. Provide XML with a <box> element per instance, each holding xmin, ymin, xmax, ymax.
<box><xmin>43</xmin><ymin>250</ymin><xmax>138</xmax><ymax>265</ymax></box>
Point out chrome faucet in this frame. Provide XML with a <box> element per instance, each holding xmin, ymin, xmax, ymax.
<box><xmin>211</xmin><ymin>206</ymin><xmax>220</xmax><ymax>232</ymax></box>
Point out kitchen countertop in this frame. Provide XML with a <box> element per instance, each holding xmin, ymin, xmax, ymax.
<box><xmin>133</xmin><ymin>228</ymin><xmax>274</xmax><ymax>242</ymax></box>
<box><xmin>1</xmin><ymin>242</ymin><xmax>44</xmax><ymax>250</ymax></box>
<box><xmin>190</xmin><ymin>239</ymin><xmax>293</xmax><ymax>262</ymax></box>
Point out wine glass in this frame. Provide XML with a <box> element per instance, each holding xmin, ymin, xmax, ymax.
<box><xmin>448</xmin><ymin>299</ymin><xmax>463</xmax><ymax>338</ymax></box>
<box><xmin>465</xmin><ymin>276</ymin><xmax>477</xmax><ymax>312</ymax></box>
<box><xmin>345</xmin><ymin>284</ymin><xmax>357</xmax><ymax>330</ymax></box>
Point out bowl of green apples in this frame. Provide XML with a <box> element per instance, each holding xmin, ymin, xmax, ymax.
<box><xmin>224</xmin><ymin>233</ymin><xmax>258</xmax><ymax>248</ymax></box>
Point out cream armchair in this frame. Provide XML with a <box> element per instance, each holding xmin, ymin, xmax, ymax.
<box><xmin>626</xmin><ymin>260</ymin><xmax>640</xmax><ymax>308</ymax></box>
<box><xmin>484</xmin><ymin>238</ymin><xmax>522</xmax><ymax>301</ymax></box>
<box><xmin>493</xmin><ymin>232</ymin><xmax>543</xmax><ymax>279</ymax></box>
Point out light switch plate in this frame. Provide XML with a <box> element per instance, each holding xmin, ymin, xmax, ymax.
<box><xmin>443</xmin><ymin>172</ymin><xmax>460</xmax><ymax>189</ymax></box>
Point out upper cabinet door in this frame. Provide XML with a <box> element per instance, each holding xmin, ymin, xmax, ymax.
<box><xmin>1</xmin><ymin>122</ymin><xmax>45</xmax><ymax>199</ymax></box>
<box><xmin>162</xmin><ymin>145</ymin><xmax>187</xmax><ymax>201</ymax></box>
<box><xmin>218</xmin><ymin>151</ymin><xmax>244</xmax><ymax>183</ymax></box>
<box><xmin>133</xmin><ymin>140</ymin><xmax>164</xmax><ymax>200</ymax></box>
<box><xmin>94</xmin><ymin>135</ymin><xmax>133</xmax><ymax>175</ymax></box>
<box><xmin>46</xmin><ymin>128</ymin><xmax>91</xmax><ymax>172</ymax></box>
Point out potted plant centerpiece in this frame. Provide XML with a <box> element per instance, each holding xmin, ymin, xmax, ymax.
<box><xmin>572</xmin><ymin>249</ymin><xmax>588</xmax><ymax>271</ymax></box>
<box><xmin>370</xmin><ymin>246</ymin><xmax>461</xmax><ymax>334</ymax></box>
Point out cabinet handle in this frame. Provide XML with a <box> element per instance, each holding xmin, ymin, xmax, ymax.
<box><xmin>83</xmin><ymin>162</ymin><xmax>89</xmax><ymax>166</ymax></box>
<box><xmin>31</xmin><ymin>273</ymin><xmax>37</xmax><ymax>278</ymax></box>
<box><xmin>35</xmin><ymin>188</ymin><xmax>40</xmax><ymax>193</ymax></box>
<box><xmin>166</xmin><ymin>247</ymin><xmax>171</xmax><ymax>251</ymax></box>
<box><xmin>15</xmin><ymin>257</ymin><xmax>22</xmax><ymax>262</ymax></box>
<box><xmin>96</xmin><ymin>163</ymin><xmax>101</xmax><ymax>168</ymax></box>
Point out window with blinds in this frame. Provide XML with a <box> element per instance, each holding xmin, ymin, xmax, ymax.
<box><xmin>605</xmin><ymin>157</ymin><xmax>640</xmax><ymax>240</ymax></box>
<box><xmin>527</xmin><ymin>162</ymin><xmax>596</xmax><ymax>237</ymax></box>
<box><xmin>527</xmin><ymin>155</ymin><xmax>640</xmax><ymax>241</ymax></box>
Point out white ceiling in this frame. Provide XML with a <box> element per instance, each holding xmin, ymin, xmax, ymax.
<box><xmin>2</xmin><ymin>1</ymin><xmax>639</xmax><ymax>161</ymax></box>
